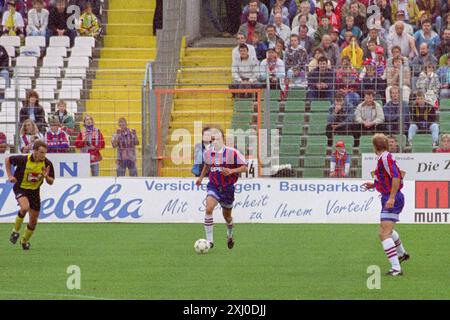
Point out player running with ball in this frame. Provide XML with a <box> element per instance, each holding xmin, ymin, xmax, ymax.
<box><xmin>5</xmin><ymin>141</ymin><xmax>55</xmax><ymax>250</ymax></box>
<box><xmin>362</xmin><ymin>134</ymin><xmax>409</xmax><ymax>276</ymax></box>
<box><xmin>195</xmin><ymin>127</ymin><xmax>248</xmax><ymax>249</ymax></box>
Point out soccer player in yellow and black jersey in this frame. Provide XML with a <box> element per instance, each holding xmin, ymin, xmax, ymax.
<box><xmin>5</xmin><ymin>141</ymin><xmax>55</xmax><ymax>250</ymax></box>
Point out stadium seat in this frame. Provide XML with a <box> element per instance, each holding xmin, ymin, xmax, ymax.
<box><xmin>49</xmin><ymin>36</ymin><xmax>70</xmax><ymax>48</ymax></box>
<box><xmin>10</xmin><ymin>77</ymin><xmax>32</xmax><ymax>90</ymax></box>
<box><xmin>42</xmin><ymin>102</ymin><xmax>52</xmax><ymax>114</ymax></box>
<box><xmin>279</xmin><ymin>156</ymin><xmax>299</xmax><ymax>167</ymax></box>
<box><xmin>440</xmin><ymin>99</ymin><xmax>450</xmax><ymax>111</ymax></box>
<box><xmin>280</xmin><ymin>139</ymin><xmax>300</xmax><ymax>156</ymax></box>
<box><xmin>359</xmin><ymin>136</ymin><xmax>374</xmax><ymax>154</ymax></box>
<box><xmin>307</xmin><ymin>113</ymin><xmax>328</xmax><ymax>135</ymax></box>
<box><xmin>14</xmin><ymin>56</ymin><xmax>37</xmax><ymax>77</ymax></box>
<box><xmin>305</xmin><ymin>136</ymin><xmax>327</xmax><ymax>155</ymax></box>
<box><xmin>269</xmin><ymin>101</ymin><xmax>280</xmax><ymax>112</ymax></box>
<box><xmin>74</xmin><ymin>36</ymin><xmax>95</xmax><ymax>48</ymax></box>
<box><xmin>0</xmin><ymin>124</ymin><xmax>16</xmax><ymax>144</ymax></box>
<box><xmin>303</xmin><ymin>155</ymin><xmax>325</xmax><ymax>168</ymax></box>
<box><xmin>35</xmin><ymin>88</ymin><xmax>55</xmax><ymax>100</ymax></box>
<box><xmin>0</xmin><ymin>36</ymin><xmax>20</xmax><ymax>48</ymax></box>
<box><xmin>311</xmin><ymin>100</ymin><xmax>331</xmax><ymax>112</ymax></box>
<box><xmin>282</xmin><ymin>123</ymin><xmax>303</xmax><ymax>135</ymax></box>
<box><xmin>65</xmin><ymin>101</ymin><xmax>78</xmax><ymax>113</ymax></box>
<box><xmin>71</xmin><ymin>46</ymin><xmax>93</xmax><ymax>57</ymax></box>
<box><xmin>5</xmin><ymin>88</ymin><xmax>26</xmax><ymax>100</ymax></box>
<box><xmin>43</xmin><ymin>56</ymin><xmax>64</xmax><ymax>68</ymax></box>
<box><xmin>287</xmin><ymin>89</ymin><xmax>306</xmax><ymax>100</ymax></box>
<box><xmin>19</xmin><ymin>46</ymin><xmax>41</xmax><ymax>57</ymax></box>
<box><xmin>41</xmin><ymin>56</ymin><xmax>64</xmax><ymax>78</ymax></box>
<box><xmin>59</xmin><ymin>88</ymin><xmax>81</xmax><ymax>100</ymax></box>
<box><xmin>283</xmin><ymin>113</ymin><xmax>303</xmax><ymax>124</ymax></box>
<box><xmin>3</xmin><ymin>45</ymin><xmax>15</xmax><ymax>58</ymax></box>
<box><xmin>233</xmin><ymin>100</ymin><xmax>254</xmax><ymax>113</ymax></box>
<box><xmin>412</xmin><ymin>135</ymin><xmax>433</xmax><ymax>152</ymax></box>
<box><xmin>46</xmin><ymin>46</ymin><xmax>67</xmax><ymax>58</ymax></box>
<box><xmin>25</xmin><ymin>36</ymin><xmax>46</xmax><ymax>48</ymax></box>
<box><xmin>440</xmin><ymin>121</ymin><xmax>450</xmax><ymax>132</ymax></box>
<box><xmin>0</xmin><ymin>77</ymin><xmax>5</xmax><ymax>89</ymax></box>
<box><xmin>302</xmin><ymin>167</ymin><xmax>324</xmax><ymax>178</ymax></box>
<box><xmin>36</xmin><ymin>78</ymin><xmax>58</xmax><ymax>91</ymax></box>
<box><xmin>284</xmin><ymin>101</ymin><xmax>304</xmax><ymax>112</ymax></box>
<box><xmin>65</xmin><ymin>56</ymin><xmax>89</xmax><ymax>78</ymax></box>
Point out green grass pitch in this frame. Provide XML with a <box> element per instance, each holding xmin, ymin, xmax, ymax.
<box><xmin>0</xmin><ymin>224</ymin><xmax>449</xmax><ymax>300</ymax></box>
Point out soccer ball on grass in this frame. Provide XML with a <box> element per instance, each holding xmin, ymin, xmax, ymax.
<box><xmin>194</xmin><ymin>239</ymin><xmax>210</xmax><ymax>254</ymax></box>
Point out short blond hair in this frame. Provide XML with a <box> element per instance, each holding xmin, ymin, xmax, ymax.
<box><xmin>372</xmin><ymin>133</ymin><xmax>389</xmax><ymax>152</ymax></box>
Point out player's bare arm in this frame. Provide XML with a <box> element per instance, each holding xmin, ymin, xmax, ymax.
<box><xmin>196</xmin><ymin>164</ymin><xmax>210</xmax><ymax>186</ymax></box>
<box><xmin>361</xmin><ymin>182</ymin><xmax>374</xmax><ymax>190</ymax></box>
<box><xmin>5</xmin><ymin>157</ymin><xmax>17</xmax><ymax>184</ymax></box>
<box><xmin>386</xmin><ymin>177</ymin><xmax>401</xmax><ymax>209</ymax></box>
<box><xmin>43</xmin><ymin>166</ymin><xmax>54</xmax><ymax>185</ymax></box>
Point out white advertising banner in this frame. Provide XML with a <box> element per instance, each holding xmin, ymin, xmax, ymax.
<box><xmin>0</xmin><ymin>154</ymin><xmax>91</xmax><ymax>178</ymax></box>
<box><xmin>362</xmin><ymin>153</ymin><xmax>450</xmax><ymax>180</ymax></box>
<box><xmin>0</xmin><ymin>178</ymin><xmax>437</xmax><ymax>224</ymax></box>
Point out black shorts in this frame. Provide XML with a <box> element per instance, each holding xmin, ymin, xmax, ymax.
<box><xmin>13</xmin><ymin>187</ymin><xmax>41</xmax><ymax>211</ymax></box>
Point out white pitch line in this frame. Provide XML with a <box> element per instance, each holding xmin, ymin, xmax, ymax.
<box><xmin>0</xmin><ymin>290</ymin><xmax>114</xmax><ymax>300</ymax></box>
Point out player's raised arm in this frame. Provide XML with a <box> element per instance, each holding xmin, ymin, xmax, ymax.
<box><xmin>5</xmin><ymin>157</ymin><xmax>17</xmax><ymax>184</ymax></box>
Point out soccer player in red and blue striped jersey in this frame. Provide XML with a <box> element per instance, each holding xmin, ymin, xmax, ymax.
<box><xmin>362</xmin><ymin>134</ymin><xmax>409</xmax><ymax>276</ymax></box>
<box><xmin>195</xmin><ymin>128</ymin><xmax>248</xmax><ymax>249</ymax></box>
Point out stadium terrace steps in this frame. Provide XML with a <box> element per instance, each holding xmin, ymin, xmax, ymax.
<box><xmin>162</xmin><ymin>47</ymin><xmax>233</xmax><ymax>177</ymax></box>
<box><xmin>84</xmin><ymin>0</ymin><xmax>156</xmax><ymax>176</ymax></box>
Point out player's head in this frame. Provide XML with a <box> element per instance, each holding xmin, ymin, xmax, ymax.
<box><xmin>387</xmin><ymin>135</ymin><xmax>398</xmax><ymax>152</ymax></box>
<box><xmin>33</xmin><ymin>140</ymin><xmax>48</xmax><ymax>161</ymax></box>
<box><xmin>202</xmin><ymin>126</ymin><xmax>212</xmax><ymax>144</ymax></box>
<box><xmin>210</xmin><ymin>127</ymin><xmax>225</xmax><ymax>149</ymax></box>
<box><xmin>372</xmin><ymin>133</ymin><xmax>389</xmax><ymax>153</ymax></box>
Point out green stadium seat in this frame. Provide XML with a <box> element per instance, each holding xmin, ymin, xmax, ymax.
<box><xmin>440</xmin><ymin>99</ymin><xmax>450</xmax><ymax>111</ymax></box>
<box><xmin>283</xmin><ymin>124</ymin><xmax>303</xmax><ymax>135</ymax></box>
<box><xmin>412</xmin><ymin>135</ymin><xmax>433</xmax><ymax>152</ymax></box>
<box><xmin>284</xmin><ymin>113</ymin><xmax>303</xmax><ymax>124</ymax></box>
<box><xmin>269</xmin><ymin>89</ymin><xmax>281</xmax><ymax>100</ymax></box>
<box><xmin>233</xmin><ymin>100</ymin><xmax>254</xmax><ymax>113</ymax></box>
<box><xmin>287</xmin><ymin>89</ymin><xmax>306</xmax><ymax>100</ymax></box>
<box><xmin>440</xmin><ymin>121</ymin><xmax>450</xmax><ymax>132</ymax></box>
<box><xmin>281</xmin><ymin>135</ymin><xmax>301</xmax><ymax>145</ymax></box>
<box><xmin>305</xmin><ymin>136</ymin><xmax>327</xmax><ymax>155</ymax></box>
<box><xmin>303</xmin><ymin>155</ymin><xmax>325</xmax><ymax>168</ymax></box>
<box><xmin>269</xmin><ymin>101</ymin><xmax>280</xmax><ymax>112</ymax></box>
<box><xmin>308</xmin><ymin>113</ymin><xmax>328</xmax><ymax>135</ymax></box>
<box><xmin>284</xmin><ymin>100</ymin><xmax>304</xmax><ymax>112</ymax></box>
<box><xmin>395</xmin><ymin>134</ymin><xmax>407</xmax><ymax>149</ymax></box>
<box><xmin>311</xmin><ymin>100</ymin><xmax>331</xmax><ymax>112</ymax></box>
<box><xmin>280</xmin><ymin>156</ymin><xmax>299</xmax><ymax>167</ymax></box>
<box><xmin>359</xmin><ymin>136</ymin><xmax>374</xmax><ymax>154</ymax></box>
<box><xmin>332</xmin><ymin>135</ymin><xmax>354</xmax><ymax>154</ymax></box>
<box><xmin>280</xmin><ymin>143</ymin><xmax>300</xmax><ymax>156</ymax></box>
<box><xmin>302</xmin><ymin>167</ymin><xmax>324</xmax><ymax>178</ymax></box>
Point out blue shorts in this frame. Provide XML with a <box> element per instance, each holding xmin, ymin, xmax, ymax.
<box><xmin>206</xmin><ymin>183</ymin><xmax>235</xmax><ymax>209</ymax></box>
<box><xmin>380</xmin><ymin>191</ymin><xmax>404</xmax><ymax>222</ymax></box>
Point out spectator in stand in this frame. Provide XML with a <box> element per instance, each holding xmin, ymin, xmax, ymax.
<box><xmin>316</xmin><ymin>1</ymin><xmax>341</xmax><ymax>30</ymax></box>
<box><xmin>251</xmin><ymin>32</ymin><xmax>268</xmax><ymax>62</ymax></box>
<box><xmin>340</xmin><ymin>29</ymin><xmax>353</xmax><ymax>50</ymax></box>
<box><xmin>2</xmin><ymin>0</ymin><xmax>24</xmax><ymax>37</ymax></box>
<box><xmin>274</xmin><ymin>38</ymin><xmax>285</xmax><ymax>59</ymax></box>
<box><xmin>268</xmin><ymin>3</ymin><xmax>289</xmax><ymax>26</ymax></box>
<box><xmin>362</xmin><ymin>25</ymin><xmax>388</xmax><ymax>60</ymax></box>
<box><xmin>325</xmin><ymin>92</ymin><xmax>355</xmax><ymax>147</ymax></box>
<box><xmin>231</xmin><ymin>44</ymin><xmax>260</xmax><ymax>92</ymax></box>
<box><xmin>363</xmin><ymin>39</ymin><xmax>378</xmax><ymax>61</ymax></box>
<box><xmin>387</xmin><ymin>45</ymin><xmax>410</xmax><ymax>67</ymax></box>
<box><xmin>26</xmin><ymin>0</ymin><xmax>49</xmax><ymax>37</ymax></box>
<box><xmin>265</xmin><ymin>24</ymin><xmax>279</xmax><ymax>48</ymax></box>
<box><xmin>416</xmin><ymin>0</ymin><xmax>440</xmax><ymax>31</ymax></box>
<box><xmin>0</xmin><ymin>44</ymin><xmax>9</xmax><ymax>88</ymax></box>
<box><xmin>238</xmin><ymin>12</ymin><xmax>267</xmax><ymax>44</ymax></box>
<box><xmin>291</xmin><ymin>14</ymin><xmax>316</xmax><ymax>38</ymax></box>
<box><xmin>437</xmin><ymin>54</ymin><xmax>450</xmax><ymax>98</ymax></box>
<box><xmin>376</xmin><ymin>0</ymin><xmax>392</xmax><ymax>30</ymax></box>
<box><xmin>48</xmin><ymin>0</ymin><xmax>75</xmax><ymax>45</ymax></box>
<box><xmin>383</xmin><ymin>86</ymin><xmax>410</xmax><ymax>134</ymax></box>
<box><xmin>388</xmin><ymin>135</ymin><xmax>401</xmax><ymax>153</ymax></box>
<box><xmin>329</xmin><ymin>140</ymin><xmax>351</xmax><ymax>178</ymax></box>
<box><xmin>293</xmin><ymin>24</ymin><xmax>313</xmax><ymax>54</ymax></box>
<box><xmin>387</xmin><ymin>21</ymin><xmax>417</xmax><ymax>59</ymax></box>
<box><xmin>19</xmin><ymin>90</ymin><xmax>47</xmax><ymax>133</ymax></box>
<box><xmin>152</xmin><ymin>0</ymin><xmax>162</xmax><ymax>35</ymax></box>
<box><xmin>192</xmin><ymin>126</ymin><xmax>211</xmax><ymax>177</ymax></box>
<box><xmin>360</xmin><ymin>59</ymin><xmax>387</xmax><ymax>104</ymax></box>
<box><xmin>284</xmin><ymin>34</ymin><xmax>308</xmax><ymax>88</ymax></box>
<box><xmin>112</xmin><ymin>117</ymin><xmax>139</xmax><ymax>177</ymax></box>
<box><xmin>273</xmin><ymin>12</ymin><xmax>291</xmax><ymax>43</ymax></box>
<box><xmin>19</xmin><ymin>119</ymin><xmax>44</xmax><ymax>154</ymax></box>
<box><xmin>441</xmin><ymin>12</ymin><xmax>450</xmax><ymax>35</ymax></box>
<box><xmin>77</xmin><ymin>2</ymin><xmax>100</xmax><ymax>37</ymax></box>
<box><xmin>68</xmin><ymin>0</ymin><xmax>102</xmax><ymax>17</ymax></box>
<box><xmin>340</xmin><ymin>15</ymin><xmax>362</xmax><ymax>43</ymax></box>
<box><xmin>408</xmin><ymin>91</ymin><xmax>440</xmax><ymax>147</ymax></box>
<box><xmin>241</xmin><ymin>0</ymin><xmax>269</xmax><ymax>25</ymax></box>
<box><xmin>354</xmin><ymin>90</ymin><xmax>385</xmax><ymax>145</ymax></box>
<box><xmin>260</xmin><ymin>48</ymin><xmax>285</xmax><ymax>89</ymax></box>
<box><xmin>411</xmin><ymin>43</ymin><xmax>438</xmax><ymax>88</ymax></box>
<box><xmin>317</xmin><ymin>34</ymin><xmax>340</xmax><ymax>66</ymax></box>
<box><xmin>232</xmin><ymin>33</ymin><xmax>257</xmax><ymax>64</ymax></box>
<box><xmin>0</xmin><ymin>131</ymin><xmax>8</xmax><ymax>153</ymax></box>
<box><xmin>50</xmin><ymin>100</ymin><xmax>75</xmax><ymax>133</ymax></box>
<box><xmin>340</xmin><ymin>0</ymin><xmax>366</xmax><ymax>23</ymax></box>
<box><xmin>341</xmin><ymin>35</ymin><xmax>363</xmax><ymax>69</ymax></box>
<box><xmin>1</xmin><ymin>0</ymin><xmax>26</xmax><ymax>18</ymax></box>
<box><xmin>45</xmin><ymin>118</ymin><xmax>70</xmax><ymax>153</ymax></box>
<box><xmin>386</xmin><ymin>56</ymin><xmax>411</xmax><ymax>103</ymax></box>
<box><xmin>346</xmin><ymin>0</ymin><xmax>366</xmax><ymax>34</ymax></box>
<box><xmin>307</xmin><ymin>56</ymin><xmax>334</xmax><ymax>102</ymax></box>
<box><xmin>291</xmin><ymin>1</ymin><xmax>318</xmax><ymax>33</ymax></box>
<box><xmin>75</xmin><ymin>114</ymin><xmax>105</xmax><ymax>176</ymax></box>
<box><xmin>307</xmin><ymin>47</ymin><xmax>331</xmax><ymax>73</ymax></box>
<box><xmin>414</xmin><ymin>19</ymin><xmax>441</xmax><ymax>56</ymax></box>
<box><xmin>389</xmin><ymin>10</ymin><xmax>414</xmax><ymax>35</ymax></box>
<box><xmin>391</xmin><ymin>0</ymin><xmax>420</xmax><ymax>27</ymax></box>
<box><xmin>329</xmin><ymin>26</ymin><xmax>340</xmax><ymax>47</ymax></box>
<box><xmin>435</xmin><ymin>28</ymin><xmax>450</xmax><ymax>61</ymax></box>
<box><xmin>434</xmin><ymin>134</ymin><xmax>450</xmax><ymax>153</ymax></box>
<box><xmin>415</xmin><ymin>63</ymin><xmax>441</xmax><ymax>105</ymax></box>
<box><xmin>269</xmin><ymin>0</ymin><xmax>297</xmax><ymax>21</ymax></box>
<box><xmin>314</xmin><ymin>15</ymin><xmax>333</xmax><ymax>46</ymax></box>
<box><xmin>336</xmin><ymin>56</ymin><xmax>361</xmax><ymax>107</ymax></box>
